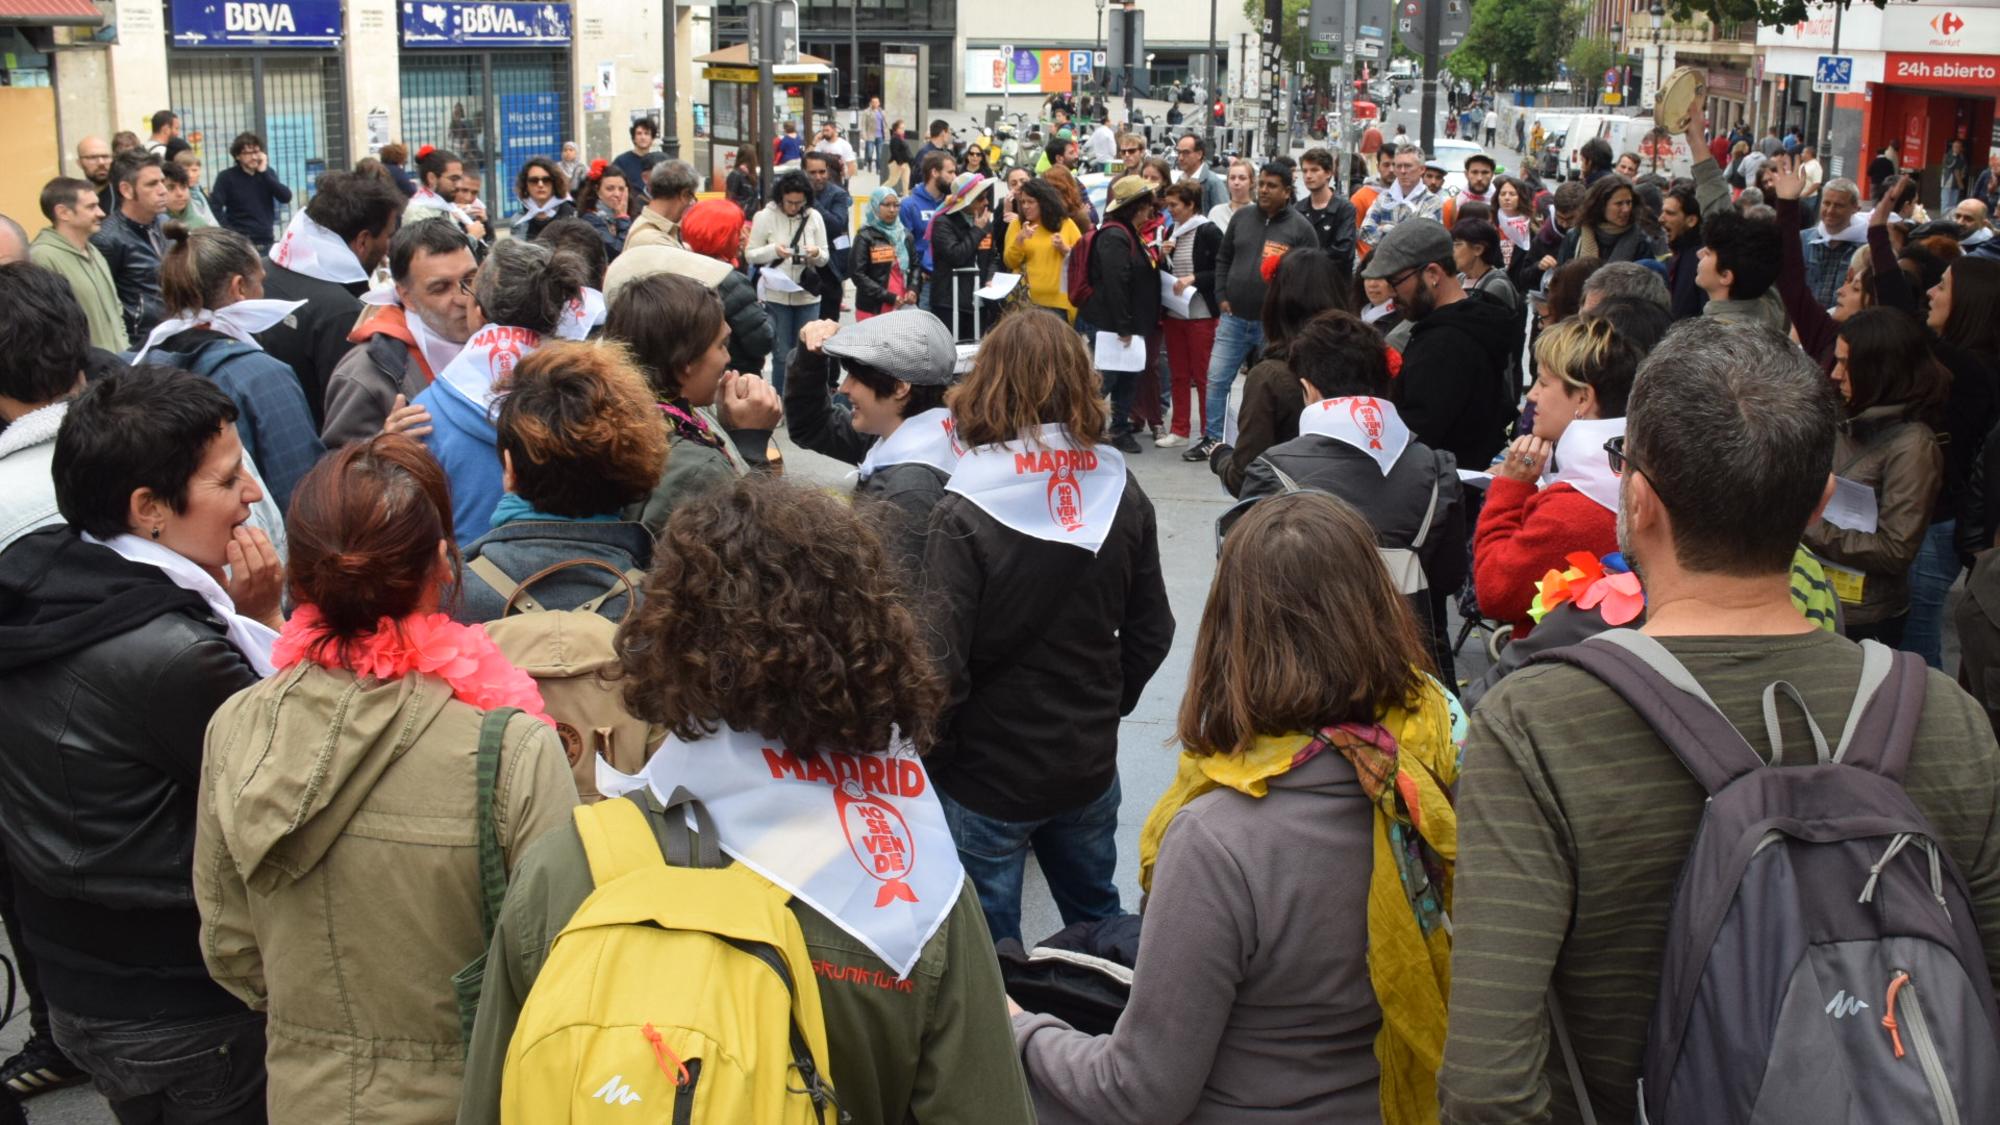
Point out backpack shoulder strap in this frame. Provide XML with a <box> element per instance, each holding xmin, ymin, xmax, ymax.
<box><xmin>1408</xmin><ymin>472</ymin><xmax>1443</xmax><ymax>550</ymax></box>
<box><xmin>574</xmin><ymin>793</ymin><xmax>671</xmax><ymax>887</ymax></box>
<box><xmin>1534</xmin><ymin>629</ymin><xmax>1765</xmax><ymax>795</ymax></box>
<box><xmin>466</xmin><ymin>555</ymin><xmax>541</xmax><ymax>614</ymax></box>
<box><xmin>473</xmin><ymin>706</ymin><xmax>521</xmax><ymax>941</ymax></box>
<box><xmin>1830</xmin><ymin>639</ymin><xmax>1927</xmax><ymax>781</ymax></box>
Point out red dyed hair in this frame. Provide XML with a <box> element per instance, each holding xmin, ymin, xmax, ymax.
<box><xmin>284</xmin><ymin>435</ymin><xmax>459</xmax><ymax>653</ymax></box>
<box><xmin>681</xmin><ymin>199</ymin><xmax>747</xmax><ymax>265</ymax></box>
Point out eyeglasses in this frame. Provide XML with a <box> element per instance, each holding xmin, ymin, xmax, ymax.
<box><xmin>525</xmin><ymin>175</ymin><xmax>553</xmax><ymax>185</ymax></box>
<box><xmin>1120</xmin><ymin>146</ymin><xmax>1142</xmax><ymax>155</ymax></box>
<box><xmin>1384</xmin><ymin>265</ymin><xmax>1423</xmax><ymax>290</ymax></box>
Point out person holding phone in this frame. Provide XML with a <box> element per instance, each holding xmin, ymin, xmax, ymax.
<box><xmin>208</xmin><ymin>132</ymin><xmax>293</xmax><ymax>252</ymax></box>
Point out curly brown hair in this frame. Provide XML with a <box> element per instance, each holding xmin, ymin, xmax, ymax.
<box><xmin>495</xmin><ymin>341</ymin><xmax>668</xmax><ymax>517</ymax></box>
<box><xmin>615</xmin><ymin>476</ymin><xmax>945</xmax><ymax>755</ymax></box>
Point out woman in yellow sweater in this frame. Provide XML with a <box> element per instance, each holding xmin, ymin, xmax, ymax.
<box><xmin>1003</xmin><ymin>177</ymin><xmax>1083</xmax><ymax>322</ymax></box>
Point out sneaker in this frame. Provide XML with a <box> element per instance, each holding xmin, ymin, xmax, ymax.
<box><xmin>1112</xmin><ymin>430</ymin><xmax>1144</xmax><ymax>454</ymax></box>
<box><xmin>1</xmin><ymin>1034</ymin><xmax>86</xmax><ymax>1098</ymax></box>
<box><xmin>1154</xmin><ymin>433</ymin><xmax>1185</xmax><ymax>448</ymax></box>
<box><xmin>1181</xmin><ymin>437</ymin><xmax>1218</xmax><ymax>462</ymax></box>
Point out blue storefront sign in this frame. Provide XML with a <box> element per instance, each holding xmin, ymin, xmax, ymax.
<box><xmin>170</xmin><ymin>0</ymin><xmax>342</xmax><ymax>48</ymax></box>
<box><xmin>400</xmin><ymin>2</ymin><xmax>572</xmax><ymax>48</ymax></box>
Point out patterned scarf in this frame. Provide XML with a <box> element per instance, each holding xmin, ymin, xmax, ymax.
<box><xmin>1138</xmin><ymin>675</ymin><xmax>1463</xmax><ymax>1125</ymax></box>
<box><xmin>658</xmin><ymin>399</ymin><xmax>725</xmax><ymax>452</ymax></box>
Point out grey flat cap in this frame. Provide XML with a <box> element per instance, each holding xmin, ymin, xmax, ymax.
<box><xmin>822</xmin><ymin>309</ymin><xmax>960</xmax><ymax>386</ymax></box>
<box><xmin>1360</xmin><ymin>218</ymin><xmax>1455</xmax><ymax>280</ymax></box>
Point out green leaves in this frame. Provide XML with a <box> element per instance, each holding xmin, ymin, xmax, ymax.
<box><xmin>1450</xmin><ymin>0</ymin><xmax>1580</xmax><ymax>88</ymax></box>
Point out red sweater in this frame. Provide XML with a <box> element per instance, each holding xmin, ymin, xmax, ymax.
<box><xmin>1473</xmin><ymin>478</ymin><xmax>1620</xmax><ymax>636</ymax></box>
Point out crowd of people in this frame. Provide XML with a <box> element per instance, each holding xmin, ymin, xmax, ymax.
<box><xmin>0</xmin><ymin>75</ymin><xmax>1999</xmax><ymax>1125</ymax></box>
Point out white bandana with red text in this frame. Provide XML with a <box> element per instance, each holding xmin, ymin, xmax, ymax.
<box><xmin>553</xmin><ymin>286</ymin><xmax>606</xmax><ymax>341</ymax></box>
<box><xmin>435</xmin><ymin>323</ymin><xmax>542</xmax><ymax>416</ymax></box>
<box><xmin>856</xmin><ymin>406</ymin><xmax>964</xmax><ymax>482</ymax></box>
<box><xmin>270</xmin><ymin>210</ymin><xmax>368</xmax><ymax>285</ymax></box>
<box><xmin>1297</xmin><ymin>395</ymin><xmax>1412</xmax><ymax>476</ymax></box>
<box><xmin>595</xmin><ymin>725</ymin><xmax>963</xmax><ymax>979</ymax></box>
<box><xmin>945</xmin><ymin>424</ymin><xmax>1127</xmax><ymax>554</ymax></box>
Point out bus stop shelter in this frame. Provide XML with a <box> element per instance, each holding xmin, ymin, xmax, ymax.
<box><xmin>698</xmin><ymin>43</ymin><xmax>833</xmax><ymax>196</ymax></box>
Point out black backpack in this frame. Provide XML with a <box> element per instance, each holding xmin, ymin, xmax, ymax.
<box><xmin>1537</xmin><ymin>630</ymin><xmax>2000</xmax><ymax>1123</ymax></box>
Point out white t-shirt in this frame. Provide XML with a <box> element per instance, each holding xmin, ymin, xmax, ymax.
<box><xmin>1208</xmin><ymin>200</ymin><xmax>1246</xmax><ymax>228</ymax></box>
<box><xmin>816</xmin><ymin>136</ymin><xmax>857</xmax><ymax>172</ymax></box>
<box><xmin>1801</xmin><ymin>157</ymin><xmax>1825</xmax><ymax>192</ymax></box>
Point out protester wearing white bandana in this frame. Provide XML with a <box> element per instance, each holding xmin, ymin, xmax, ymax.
<box><xmin>412</xmin><ymin>238</ymin><xmax>584</xmax><ymax>542</ymax></box>
<box><xmin>596</xmin><ymin>727</ymin><xmax>963</xmax><ymax>977</ymax></box>
<box><xmin>782</xmin><ymin>311</ymin><xmax>964</xmax><ymax>571</ymax></box>
<box><xmin>0</xmin><ymin>367</ymin><xmax>281</xmax><ymax>1117</ymax></box>
<box><xmin>922</xmin><ymin>312</ymin><xmax>1174</xmax><ymax>944</ymax></box>
<box><xmin>454</xmin><ymin>476</ymin><xmax>1036</xmax><ymax>1125</ymax></box>
<box><xmin>508</xmin><ymin>156</ymin><xmax>578</xmax><ymax>241</ymax></box>
<box><xmin>259</xmin><ymin>173</ymin><xmax>405</xmax><ymax>428</ymax></box>
<box><xmin>1230</xmin><ymin>312</ymin><xmax>1467</xmax><ymax>679</ymax></box>
<box><xmin>142</xmin><ymin>223</ymin><xmax>325</xmax><ymax>508</ymax></box>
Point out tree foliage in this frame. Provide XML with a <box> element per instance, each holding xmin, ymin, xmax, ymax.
<box><xmin>1565</xmin><ymin>34</ymin><xmax>1614</xmax><ymax>97</ymax></box>
<box><xmin>1694</xmin><ymin>0</ymin><xmax>1884</xmax><ymax>34</ymax></box>
<box><xmin>1450</xmin><ymin>0</ymin><xmax>1580</xmax><ymax>89</ymax></box>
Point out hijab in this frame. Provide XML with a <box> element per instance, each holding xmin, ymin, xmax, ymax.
<box><xmin>865</xmin><ymin>185</ymin><xmax>912</xmax><ymax>274</ymax></box>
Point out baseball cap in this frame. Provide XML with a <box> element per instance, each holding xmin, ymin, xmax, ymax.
<box><xmin>1360</xmin><ymin>218</ymin><xmax>1454</xmax><ymax>280</ymax></box>
<box><xmin>822</xmin><ymin>310</ymin><xmax>959</xmax><ymax>386</ymax></box>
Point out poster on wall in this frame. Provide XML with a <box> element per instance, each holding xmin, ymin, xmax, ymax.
<box><xmin>884</xmin><ymin>52</ymin><xmax>919</xmax><ymax>132</ymax></box>
<box><xmin>497</xmin><ymin>91</ymin><xmax>561</xmax><ymax>217</ymax></box>
<box><xmin>963</xmin><ymin>49</ymin><xmax>1076</xmax><ymax>95</ymax></box>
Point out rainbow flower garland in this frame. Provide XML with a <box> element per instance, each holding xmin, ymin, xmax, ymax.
<box><xmin>1527</xmin><ymin>551</ymin><xmax>1644</xmax><ymax>626</ymax></box>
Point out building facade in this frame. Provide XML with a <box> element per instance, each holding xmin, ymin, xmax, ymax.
<box><xmin>20</xmin><ymin>0</ymin><xmax>692</xmax><ymax>224</ymax></box>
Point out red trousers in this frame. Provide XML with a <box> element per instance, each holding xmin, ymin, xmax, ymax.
<box><xmin>1162</xmin><ymin>316</ymin><xmax>1218</xmax><ymax>438</ymax></box>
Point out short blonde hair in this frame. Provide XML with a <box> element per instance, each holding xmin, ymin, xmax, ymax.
<box><xmin>1532</xmin><ymin>317</ymin><xmax>1641</xmax><ymax>415</ymax></box>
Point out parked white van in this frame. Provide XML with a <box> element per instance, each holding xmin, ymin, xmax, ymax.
<box><xmin>1600</xmin><ymin>116</ymin><xmax>1695</xmax><ymax>180</ymax></box>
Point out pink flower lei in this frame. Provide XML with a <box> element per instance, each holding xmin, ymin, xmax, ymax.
<box><xmin>274</xmin><ymin>604</ymin><xmax>554</xmax><ymax>726</ymax></box>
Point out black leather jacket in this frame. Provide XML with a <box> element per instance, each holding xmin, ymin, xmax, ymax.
<box><xmin>89</xmin><ymin>209</ymin><xmax>167</xmax><ymax>341</ymax></box>
<box><xmin>0</xmin><ymin>528</ymin><xmax>259</xmax><ymax>911</ymax></box>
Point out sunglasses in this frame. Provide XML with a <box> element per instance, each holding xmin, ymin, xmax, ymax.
<box><xmin>1604</xmin><ymin>435</ymin><xmax>1637</xmax><ymax>477</ymax></box>
<box><xmin>525</xmin><ymin>175</ymin><xmax>553</xmax><ymax>185</ymax></box>
<box><xmin>1120</xmin><ymin>146</ymin><xmax>1142</xmax><ymax>154</ymax></box>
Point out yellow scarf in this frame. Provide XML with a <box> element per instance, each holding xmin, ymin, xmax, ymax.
<box><xmin>1137</xmin><ymin>676</ymin><xmax>1462</xmax><ymax>1125</ymax></box>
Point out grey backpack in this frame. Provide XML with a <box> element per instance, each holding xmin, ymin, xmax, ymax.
<box><xmin>1538</xmin><ymin>630</ymin><xmax>2000</xmax><ymax>1124</ymax></box>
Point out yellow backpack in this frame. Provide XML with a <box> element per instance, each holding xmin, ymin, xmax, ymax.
<box><xmin>499</xmin><ymin>791</ymin><xmax>845</xmax><ymax>1123</ymax></box>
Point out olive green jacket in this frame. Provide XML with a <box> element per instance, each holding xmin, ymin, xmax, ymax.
<box><xmin>457</xmin><ymin>788</ymin><xmax>1036</xmax><ymax>1125</ymax></box>
<box><xmin>29</xmin><ymin>228</ymin><xmax>130</xmax><ymax>353</ymax></box>
<box><xmin>196</xmin><ymin>662</ymin><xmax>580</xmax><ymax>1123</ymax></box>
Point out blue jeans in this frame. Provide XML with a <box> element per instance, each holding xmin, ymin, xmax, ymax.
<box><xmin>1904</xmin><ymin>518</ymin><xmax>1959</xmax><ymax>670</ymax></box>
<box><xmin>1203</xmin><ymin>313</ymin><xmax>1265</xmax><ymax>441</ymax></box>
<box><xmin>763</xmin><ymin>300</ymin><xmax>817</xmax><ymax>396</ymax></box>
<box><xmin>865</xmin><ymin>138</ymin><xmax>883</xmax><ymax>173</ymax></box>
<box><xmin>938</xmin><ymin>776</ymin><xmax>1124</xmax><ymax>944</ymax></box>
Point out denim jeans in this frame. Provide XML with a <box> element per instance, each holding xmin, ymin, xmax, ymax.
<box><xmin>1203</xmin><ymin>313</ymin><xmax>1265</xmax><ymax>441</ymax></box>
<box><xmin>50</xmin><ymin>1007</ymin><xmax>267</xmax><ymax>1124</ymax></box>
<box><xmin>1904</xmin><ymin>518</ymin><xmax>1960</xmax><ymax>670</ymax></box>
<box><xmin>763</xmin><ymin>300</ymin><xmax>818</xmax><ymax>396</ymax></box>
<box><xmin>938</xmin><ymin>776</ymin><xmax>1124</xmax><ymax>944</ymax></box>
<box><xmin>865</xmin><ymin>138</ymin><xmax>883</xmax><ymax>173</ymax></box>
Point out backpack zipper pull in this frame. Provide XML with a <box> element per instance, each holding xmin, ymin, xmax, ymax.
<box><xmin>1883</xmin><ymin>972</ymin><xmax>1910</xmax><ymax>1059</ymax></box>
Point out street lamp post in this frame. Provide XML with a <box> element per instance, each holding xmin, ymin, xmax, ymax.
<box><xmin>1648</xmin><ymin>0</ymin><xmax>1664</xmax><ymax>112</ymax></box>
<box><xmin>1096</xmin><ymin>0</ymin><xmax>1108</xmax><ymax>103</ymax></box>
<box><xmin>1609</xmin><ymin>21</ymin><xmax>1623</xmax><ymax>109</ymax></box>
<box><xmin>1295</xmin><ymin>9</ymin><xmax>1307</xmax><ymax>144</ymax></box>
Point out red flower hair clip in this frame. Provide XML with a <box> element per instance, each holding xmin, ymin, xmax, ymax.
<box><xmin>588</xmin><ymin>157</ymin><xmax>610</xmax><ymax>181</ymax></box>
<box><xmin>416</xmin><ymin>144</ymin><xmax>436</xmax><ymax>160</ymax></box>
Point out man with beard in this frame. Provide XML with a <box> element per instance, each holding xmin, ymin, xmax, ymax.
<box><xmin>1442</xmin><ymin>152</ymin><xmax>1497</xmax><ymax>227</ymax></box>
<box><xmin>75</xmin><ymin>136</ymin><xmax>113</xmax><ymax>216</ymax></box>
<box><xmin>1359</xmin><ymin>145</ymin><xmax>1444</xmax><ymax>252</ymax></box>
<box><xmin>899</xmin><ymin>150</ymin><xmax>956</xmax><ymax>313</ymax></box>
<box><xmin>1361</xmin><ymin>219</ymin><xmax>1516</xmax><ymax>469</ymax></box>
<box><xmin>1658</xmin><ymin>183</ymin><xmax>1708</xmax><ymax>319</ymax></box>
<box><xmin>321</xmin><ymin>218</ymin><xmax>477</xmax><ymax>446</ymax></box>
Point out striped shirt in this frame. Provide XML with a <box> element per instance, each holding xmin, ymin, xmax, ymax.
<box><xmin>1439</xmin><ymin>630</ymin><xmax>2000</xmax><ymax>1123</ymax></box>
